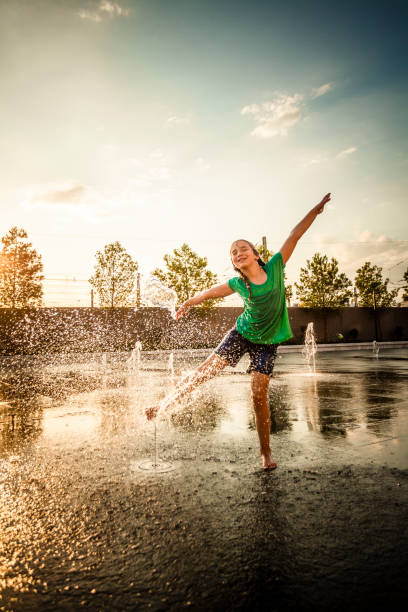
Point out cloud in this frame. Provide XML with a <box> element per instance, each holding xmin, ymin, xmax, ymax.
<box><xmin>20</xmin><ymin>183</ymin><xmax>109</xmax><ymax>216</ymax></box>
<box><xmin>301</xmin><ymin>145</ymin><xmax>359</xmax><ymax>168</ymax></box>
<box><xmin>78</xmin><ymin>9</ymin><xmax>102</xmax><ymax>22</ymax></box>
<box><xmin>78</xmin><ymin>1</ymin><xmax>129</xmax><ymax>22</ymax></box>
<box><xmin>31</xmin><ymin>184</ymin><xmax>88</xmax><ymax>205</ymax></box>
<box><xmin>337</xmin><ymin>146</ymin><xmax>358</xmax><ymax>159</ymax></box>
<box><xmin>357</xmin><ymin>231</ymin><xmax>400</xmax><ymax>246</ymax></box>
<box><xmin>99</xmin><ymin>1</ymin><xmax>128</xmax><ymax>16</ymax></box>
<box><xmin>312</xmin><ymin>83</ymin><xmax>333</xmax><ymax>98</ymax></box>
<box><xmin>241</xmin><ymin>83</ymin><xmax>335</xmax><ymax>139</ymax></box>
<box><xmin>301</xmin><ymin>153</ymin><xmax>329</xmax><ymax>167</ymax></box>
<box><xmin>241</xmin><ymin>93</ymin><xmax>304</xmax><ymax>138</ymax></box>
<box><xmin>165</xmin><ymin>113</ymin><xmax>192</xmax><ymax>126</ymax></box>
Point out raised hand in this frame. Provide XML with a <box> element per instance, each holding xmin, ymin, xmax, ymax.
<box><xmin>175</xmin><ymin>300</ymin><xmax>191</xmax><ymax>320</ymax></box>
<box><xmin>315</xmin><ymin>192</ymin><xmax>331</xmax><ymax>214</ymax></box>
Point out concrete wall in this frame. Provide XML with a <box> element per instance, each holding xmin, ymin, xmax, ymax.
<box><xmin>287</xmin><ymin>306</ymin><xmax>407</xmax><ymax>344</ymax></box>
<box><xmin>0</xmin><ymin>306</ymin><xmax>406</xmax><ymax>355</ymax></box>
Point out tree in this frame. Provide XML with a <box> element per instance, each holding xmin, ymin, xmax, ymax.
<box><xmin>402</xmin><ymin>268</ymin><xmax>408</xmax><ymax>301</ymax></box>
<box><xmin>0</xmin><ymin>227</ymin><xmax>44</xmax><ymax>308</ymax></box>
<box><xmin>152</xmin><ymin>243</ymin><xmax>219</xmax><ymax>308</ymax></box>
<box><xmin>285</xmin><ymin>283</ymin><xmax>294</xmax><ymax>306</ymax></box>
<box><xmin>255</xmin><ymin>242</ymin><xmax>293</xmax><ymax>306</ymax></box>
<box><xmin>89</xmin><ymin>242</ymin><xmax>138</xmax><ymax>308</ymax></box>
<box><xmin>295</xmin><ymin>253</ymin><xmax>353</xmax><ymax>308</ymax></box>
<box><xmin>255</xmin><ymin>242</ymin><xmax>273</xmax><ymax>263</ymax></box>
<box><xmin>354</xmin><ymin>262</ymin><xmax>398</xmax><ymax>307</ymax></box>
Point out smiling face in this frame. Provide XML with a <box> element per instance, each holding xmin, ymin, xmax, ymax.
<box><xmin>230</xmin><ymin>240</ymin><xmax>260</xmax><ymax>270</ymax></box>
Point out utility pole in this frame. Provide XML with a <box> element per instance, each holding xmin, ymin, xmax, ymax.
<box><xmin>373</xmin><ymin>289</ymin><xmax>378</xmax><ymax>341</ymax></box>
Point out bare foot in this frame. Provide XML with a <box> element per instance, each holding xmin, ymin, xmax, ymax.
<box><xmin>261</xmin><ymin>453</ymin><xmax>277</xmax><ymax>470</ymax></box>
<box><xmin>145</xmin><ymin>406</ymin><xmax>159</xmax><ymax>421</ymax></box>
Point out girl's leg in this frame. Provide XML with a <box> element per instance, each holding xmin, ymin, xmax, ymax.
<box><xmin>250</xmin><ymin>371</ymin><xmax>276</xmax><ymax>469</ymax></box>
<box><xmin>146</xmin><ymin>353</ymin><xmax>228</xmax><ymax>419</ymax></box>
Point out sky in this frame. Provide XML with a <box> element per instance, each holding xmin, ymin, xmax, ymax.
<box><xmin>1</xmin><ymin>0</ymin><xmax>407</xmax><ymax>306</ymax></box>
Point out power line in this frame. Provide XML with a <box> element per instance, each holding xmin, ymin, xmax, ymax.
<box><xmin>44</xmin><ymin>278</ymin><xmax>90</xmax><ymax>282</ymax></box>
<box><xmin>18</xmin><ymin>230</ymin><xmax>408</xmax><ymax>246</ymax></box>
<box><xmin>385</xmin><ymin>258</ymin><xmax>408</xmax><ymax>271</ymax></box>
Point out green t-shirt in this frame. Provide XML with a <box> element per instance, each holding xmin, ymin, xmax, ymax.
<box><xmin>228</xmin><ymin>252</ymin><xmax>293</xmax><ymax>345</ymax></box>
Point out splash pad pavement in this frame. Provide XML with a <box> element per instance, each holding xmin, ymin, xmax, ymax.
<box><xmin>0</xmin><ymin>345</ymin><xmax>407</xmax><ymax>610</ymax></box>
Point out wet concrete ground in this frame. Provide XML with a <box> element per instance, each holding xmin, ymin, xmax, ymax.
<box><xmin>0</xmin><ymin>348</ymin><xmax>407</xmax><ymax>611</ymax></box>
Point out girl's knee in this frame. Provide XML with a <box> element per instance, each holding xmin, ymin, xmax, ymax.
<box><xmin>251</xmin><ymin>389</ymin><xmax>268</xmax><ymax>407</ymax></box>
<box><xmin>251</xmin><ymin>379</ymin><xmax>269</xmax><ymax>402</ymax></box>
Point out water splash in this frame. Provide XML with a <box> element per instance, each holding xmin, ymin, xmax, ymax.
<box><xmin>168</xmin><ymin>352</ymin><xmax>175</xmax><ymax>382</ymax></box>
<box><xmin>303</xmin><ymin>322</ymin><xmax>317</xmax><ymax>375</ymax></box>
<box><xmin>137</xmin><ymin>420</ymin><xmax>176</xmax><ymax>473</ymax></box>
<box><xmin>127</xmin><ymin>341</ymin><xmax>142</xmax><ymax>373</ymax></box>
<box><xmin>372</xmin><ymin>340</ymin><xmax>380</xmax><ymax>359</ymax></box>
<box><xmin>124</xmin><ymin>338</ymin><xmax>176</xmax><ymax>473</ymax></box>
<box><xmin>143</xmin><ymin>278</ymin><xmax>178</xmax><ymax>319</ymax></box>
<box><xmin>137</xmin><ymin>458</ymin><xmax>176</xmax><ymax>473</ymax></box>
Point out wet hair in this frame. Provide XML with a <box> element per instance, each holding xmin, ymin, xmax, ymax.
<box><xmin>230</xmin><ymin>239</ymin><xmax>265</xmax><ymax>298</ymax></box>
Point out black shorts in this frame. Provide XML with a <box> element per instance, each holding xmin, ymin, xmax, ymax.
<box><xmin>214</xmin><ymin>327</ymin><xmax>278</xmax><ymax>377</ymax></box>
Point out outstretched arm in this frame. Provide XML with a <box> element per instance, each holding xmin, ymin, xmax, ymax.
<box><xmin>175</xmin><ymin>282</ymin><xmax>234</xmax><ymax>319</ymax></box>
<box><xmin>280</xmin><ymin>193</ymin><xmax>331</xmax><ymax>265</ymax></box>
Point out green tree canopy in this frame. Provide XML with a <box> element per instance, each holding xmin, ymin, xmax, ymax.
<box><xmin>354</xmin><ymin>262</ymin><xmax>398</xmax><ymax>307</ymax></box>
<box><xmin>152</xmin><ymin>243</ymin><xmax>219</xmax><ymax>308</ymax></box>
<box><xmin>285</xmin><ymin>283</ymin><xmax>294</xmax><ymax>306</ymax></box>
<box><xmin>295</xmin><ymin>253</ymin><xmax>353</xmax><ymax>308</ymax></box>
<box><xmin>255</xmin><ymin>242</ymin><xmax>273</xmax><ymax>263</ymax></box>
<box><xmin>89</xmin><ymin>242</ymin><xmax>138</xmax><ymax>308</ymax></box>
<box><xmin>0</xmin><ymin>226</ymin><xmax>44</xmax><ymax>308</ymax></box>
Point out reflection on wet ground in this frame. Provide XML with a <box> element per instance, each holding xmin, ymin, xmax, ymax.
<box><xmin>1</xmin><ymin>349</ymin><xmax>406</xmax><ymax>465</ymax></box>
<box><xmin>0</xmin><ymin>348</ymin><xmax>407</xmax><ymax>610</ymax></box>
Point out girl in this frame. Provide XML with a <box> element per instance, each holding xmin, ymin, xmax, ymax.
<box><xmin>146</xmin><ymin>193</ymin><xmax>331</xmax><ymax>469</ymax></box>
